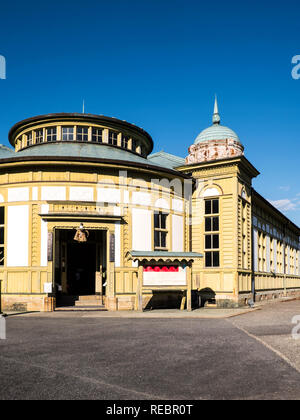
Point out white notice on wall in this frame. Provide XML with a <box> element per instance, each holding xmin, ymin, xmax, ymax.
<box><xmin>43</xmin><ymin>283</ymin><xmax>53</xmax><ymax>294</ymax></box>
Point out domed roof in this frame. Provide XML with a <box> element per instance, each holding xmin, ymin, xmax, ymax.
<box><xmin>0</xmin><ymin>144</ymin><xmax>15</xmax><ymax>157</ymax></box>
<box><xmin>194</xmin><ymin>97</ymin><xmax>240</xmax><ymax>144</ymax></box>
<box><xmin>15</xmin><ymin>141</ymin><xmax>148</xmax><ymax>164</ymax></box>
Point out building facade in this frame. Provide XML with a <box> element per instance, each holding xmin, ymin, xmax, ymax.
<box><xmin>0</xmin><ymin>101</ymin><xmax>299</xmax><ymax>312</ymax></box>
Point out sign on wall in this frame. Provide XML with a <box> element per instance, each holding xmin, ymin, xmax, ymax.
<box><xmin>47</xmin><ymin>232</ymin><xmax>53</xmax><ymax>262</ymax></box>
<box><xmin>109</xmin><ymin>233</ymin><xmax>115</xmax><ymax>263</ymax></box>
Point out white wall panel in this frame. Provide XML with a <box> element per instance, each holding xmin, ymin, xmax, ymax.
<box><xmin>172</xmin><ymin>199</ymin><xmax>184</xmax><ymax>212</ymax></box>
<box><xmin>40</xmin><ymin>205</ymin><xmax>49</xmax><ymax>267</ymax></box>
<box><xmin>8</xmin><ymin>187</ymin><xmax>29</xmax><ymax>202</ymax></box>
<box><xmin>69</xmin><ymin>187</ymin><xmax>94</xmax><ymax>202</ymax></box>
<box><xmin>132</xmin><ymin>192</ymin><xmax>151</xmax><ymax>206</ymax></box>
<box><xmin>32</xmin><ymin>187</ymin><xmax>38</xmax><ymax>201</ymax></box>
<box><xmin>155</xmin><ymin>198</ymin><xmax>169</xmax><ymax>210</ymax></box>
<box><xmin>97</xmin><ymin>188</ymin><xmax>120</xmax><ymax>203</ymax></box>
<box><xmin>132</xmin><ymin>208</ymin><xmax>152</xmax><ymax>251</ymax></box>
<box><xmin>172</xmin><ymin>215</ymin><xmax>184</xmax><ymax>252</ymax></box>
<box><xmin>41</xmin><ymin>186</ymin><xmax>66</xmax><ymax>201</ymax></box>
<box><xmin>7</xmin><ymin>205</ymin><xmax>29</xmax><ymax>267</ymax></box>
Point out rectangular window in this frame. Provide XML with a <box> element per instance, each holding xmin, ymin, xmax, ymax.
<box><xmin>92</xmin><ymin>128</ymin><xmax>103</xmax><ymax>143</ymax></box>
<box><xmin>205</xmin><ymin>199</ymin><xmax>219</xmax><ymax>215</ymax></box>
<box><xmin>77</xmin><ymin>126</ymin><xmax>88</xmax><ymax>142</ymax></box>
<box><xmin>0</xmin><ymin>206</ymin><xmax>5</xmax><ymax>266</ymax></box>
<box><xmin>62</xmin><ymin>127</ymin><xmax>74</xmax><ymax>141</ymax></box>
<box><xmin>204</xmin><ymin>198</ymin><xmax>220</xmax><ymax>267</ymax></box>
<box><xmin>131</xmin><ymin>139</ymin><xmax>137</xmax><ymax>152</ymax></box>
<box><xmin>108</xmin><ymin>131</ymin><xmax>118</xmax><ymax>146</ymax></box>
<box><xmin>35</xmin><ymin>129</ymin><xmax>44</xmax><ymax>144</ymax></box>
<box><xmin>121</xmin><ymin>136</ymin><xmax>129</xmax><ymax>149</ymax></box>
<box><xmin>27</xmin><ymin>132</ymin><xmax>33</xmax><ymax>146</ymax></box>
<box><xmin>46</xmin><ymin>127</ymin><xmax>57</xmax><ymax>142</ymax></box>
<box><xmin>154</xmin><ymin>212</ymin><xmax>168</xmax><ymax>250</ymax></box>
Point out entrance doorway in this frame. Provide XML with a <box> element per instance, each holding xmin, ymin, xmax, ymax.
<box><xmin>67</xmin><ymin>241</ymin><xmax>96</xmax><ymax>295</ymax></box>
<box><xmin>54</xmin><ymin>228</ymin><xmax>107</xmax><ymax>302</ymax></box>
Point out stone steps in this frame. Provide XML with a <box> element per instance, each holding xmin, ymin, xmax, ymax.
<box><xmin>56</xmin><ymin>295</ymin><xmax>105</xmax><ymax>309</ymax></box>
<box><xmin>55</xmin><ymin>305</ymin><xmax>107</xmax><ymax>312</ymax></box>
<box><xmin>75</xmin><ymin>300</ymin><xmax>103</xmax><ymax>307</ymax></box>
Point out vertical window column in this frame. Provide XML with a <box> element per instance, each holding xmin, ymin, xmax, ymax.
<box><xmin>154</xmin><ymin>212</ymin><xmax>168</xmax><ymax>250</ymax></box>
<box><xmin>204</xmin><ymin>198</ymin><xmax>220</xmax><ymax>267</ymax></box>
<box><xmin>0</xmin><ymin>207</ymin><xmax>5</xmax><ymax>266</ymax></box>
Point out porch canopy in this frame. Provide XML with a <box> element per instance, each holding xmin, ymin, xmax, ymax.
<box><xmin>126</xmin><ymin>251</ymin><xmax>203</xmax><ymax>311</ymax></box>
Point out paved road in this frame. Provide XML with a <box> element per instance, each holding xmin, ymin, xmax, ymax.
<box><xmin>0</xmin><ymin>300</ymin><xmax>300</xmax><ymax>400</ymax></box>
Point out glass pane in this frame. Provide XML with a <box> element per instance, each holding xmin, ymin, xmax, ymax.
<box><xmin>161</xmin><ymin>214</ymin><xmax>167</xmax><ymax>229</ymax></box>
<box><xmin>212</xmin><ymin>217</ymin><xmax>219</xmax><ymax>231</ymax></box>
<box><xmin>205</xmin><ymin>235</ymin><xmax>212</xmax><ymax>249</ymax></box>
<box><xmin>205</xmin><ymin>217</ymin><xmax>212</xmax><ymax>232</ymax></box>
<box><xmin>161</xmin><ymin>232</ymin><xmax>167</xmax><ymax>248</ymax></box>
<box><xmin>154</xmin><ymin>230</ymin><xmax>160</xmax><ymax>247</ymax></box>
<box><xmin>154</xmin><ymin>213</ymin><xmax>159</xmax><ymax>228</ymax></box>
<box><xmin>0</xmin><ymin>207</ymin><xmax>4</xmax><ymax>225</ymax></box>
<box><xmin>213</xmin><ymin>199</ymin><xmax>219</xmax><ymax>214</ymax></box>
<box><xmin>213</xmin><ymin>234</ymin><xmax>219</xmax><ymax>249</ymax></box>
<box><xmin>205</xmin><ymin>252</ymin><xmax>212</xmax><ymax>267</ymax></box>
<box><xmin>0</xmin><ymin>247</ymin><xmax>4</xmax><ymax>265</ymax></box>
<box><xmin>0</xmin><ymin>227</ymin><xmax>4</xmax><ymax>244</ymax></box>
<box><xmin>205</xmin><ymin>200</ymin><xmax>211</xmax><ymax>215</ymax></box>
<box><xmin>213</xmin><ymin>252</ymin><xmax>220</xmax><ymax>267</ymax></box>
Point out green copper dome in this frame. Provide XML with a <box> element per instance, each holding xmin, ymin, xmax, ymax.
<box><xmin>194</xmin><ymin>97</ymin><xmax>240</xmax><ymax>144</ymax></box>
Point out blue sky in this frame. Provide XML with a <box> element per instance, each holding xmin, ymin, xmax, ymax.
<box><xmin>0</xmin><ymin>0</ymin><xmax>299</xmax><ymax>225</ymax></box>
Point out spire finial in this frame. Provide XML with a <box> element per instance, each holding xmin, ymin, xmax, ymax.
<box><xmin>212</xmin><ymin>95</ymin><xmax>220</xmax><ymax>125</ymax></box>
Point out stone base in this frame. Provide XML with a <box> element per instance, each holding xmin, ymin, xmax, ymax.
<box><xmin>1</xmin><ymin>294</ymin><xmax>56</xmax><ymax>312</ymax></box>
<box><xmin>105</xmin><ymin>292</ymin><xmax>186</xmax><ymax>311</ymax></box>
<box><xmin>254</xmin><ymin>288</ymin><xmax>300</xmax><ymax>302</ymax></box>
<box><xmin>215</xmin><ymin>299</ymin><xmax>240</xmax><ymax>309</ymax></box>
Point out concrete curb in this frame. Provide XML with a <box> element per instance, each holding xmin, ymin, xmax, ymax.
<box><xmin>2</xmin><ymin>311</ymin><xmax>40</xmax><ymax>317</ymax></box>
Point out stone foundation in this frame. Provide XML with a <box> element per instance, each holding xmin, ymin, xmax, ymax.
<box><xmin>105</xmin><ymin>292</ymin><xmax>186</xmax><ymax>311</ymax></box>
<box><xmin>1</xmin><ymin>294</ymin><xmax>56</xmax><ymax>312</ymax></box>
<box><xmin>254</xmin><ymin>288</ymin><xmax>300</xmax><ymax>302</ymax></box>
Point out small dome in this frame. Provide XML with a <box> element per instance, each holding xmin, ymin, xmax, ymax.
<box><xmin>194</xmin><ymin>124</ymin><xmax>240</xmax><ymax>144</ymax></box>
<box><xmin>194</xmin><ymin>97</ymin><xmax>240</xmax><ymax>144</ymax></box>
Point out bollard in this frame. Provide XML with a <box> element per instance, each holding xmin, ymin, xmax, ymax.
<box><xmin>0</xmin><ymin>315</ymin><xmax>6</xmax><ymax>340</ymax></box>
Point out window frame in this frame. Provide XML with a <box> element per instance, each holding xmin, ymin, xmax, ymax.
<box><xmin>108</xmin><ymin>131</ymin><xmax>118</xmax><ymax>146</ymax></box>
<box><xmin>62</xmin><ymin>126</ymin><xmax>74</xmax><ymax>141</ymax></box>
<box><xmin>0</xmin><ymin>206</ymin><xmax>5</xmax><ymax>266</ymax></box>
<box><xmin>27</xmin><ymin>132</ymin><xmax>33</xmax><ymax>147</ymax></box>
<box><xmin>154</xmin><ymin>211</ymin><xmax>168</xmax><ymax>251</ymax></box>
<box><xmin>35</xmin><ymin>129</ymin><xmax>44</xmax><ymax>144</ymax></box>
<box><xmin>92</xmin><ymin>127</ymin><xmax>103</xmax><ymax>143</ymax></box>
<box><xmin>77</xmin><ymin>126</ymin><xmax>89</xmax><ymax>142</ymax></box>
<box><xmin>46</xmin><ymin>127</ymin><xmax>57</xmax><ymax>142</ymax></box>
<box><xmin>204</xmin><ymin>198</ymin><xmax>220</xmax><ymax>268</ymax></box>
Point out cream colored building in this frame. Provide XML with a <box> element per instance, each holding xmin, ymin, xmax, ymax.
<box><xmin>0</xmin><ymin>102</ymin><xmax>299</xmax><ymax>312</ymax></box>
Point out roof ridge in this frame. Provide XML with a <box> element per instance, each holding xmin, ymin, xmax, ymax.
<box><xmin>148</xmin><ymin>151</ymin><xmax>185</xmax><ymax>162</ymax></box>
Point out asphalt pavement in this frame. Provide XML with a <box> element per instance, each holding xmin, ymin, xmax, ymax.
<box><xmin>0</xmin><ymin>300</ymin><xmax>300</xmax><ymax>400</ymax></box>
